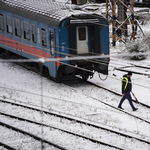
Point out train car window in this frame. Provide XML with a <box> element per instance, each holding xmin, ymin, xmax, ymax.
<box><xmin>32</xmin><ymin>24</ymin><xmax>36</xmax><ymax>43</ymax></box>
<box><xmin>0</xmin><ymin>14</ymin><xmax>4</xmax><ymax>31</ymax></box>
<box><xmin>23</xmin><ymin>22</ymin><xmax>30</xmax><ymax>40</ymax></box>
<box><xmin>6</xmin><ymin>16</ymin><xmax>13</xmax><ymax>34</ymax></box>
<box><xmin>41</xmin><ymin>28</ymin><xmax>46</xmax><ymax>46</ymax></box>
<box><xmin>14</xmin><ymin>18</ymin><xmax>21</xmax><ymax>37</ymax></box>
<box><xmin>50</xmin><ymin>31</ymin><xmax>54</xmax><ymax>55</ymax></box>
<box><xmin>78</xmin><ymin>27</ymin><xmax>86</xmax><ymax>41</ymax></box>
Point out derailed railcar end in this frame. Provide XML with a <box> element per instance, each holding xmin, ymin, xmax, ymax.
<box><xmin>57</xmin><ymin>14</ymin><xmax>109</xmax><ymax>80</ymax></box>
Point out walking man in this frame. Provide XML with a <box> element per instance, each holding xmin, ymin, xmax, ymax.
<box><xmin>118</xmin><ymin>72</ymin><xmax>138</xmax><ymax>111</ymax></box>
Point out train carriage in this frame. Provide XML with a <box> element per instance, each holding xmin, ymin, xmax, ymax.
<box><xmin>0</xmin><ymin>0</ymin><xmax>109</xmax><ymax>82</ymax></box>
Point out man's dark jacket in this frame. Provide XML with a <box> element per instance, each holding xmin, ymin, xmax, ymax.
<box><xmin>122</xmin><ymin>74</ymin><xmax>132</xmax><ymax>94</ymax></box>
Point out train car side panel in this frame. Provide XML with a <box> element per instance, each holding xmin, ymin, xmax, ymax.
<box><xmin>0</xmin><ymin>9</ymin><xmax>59</xmax><ymax>78</ymax></box>
<box><xmin>100</xmin><ymin>25</ymin><xmax>109</xmax><ymax>55</ymax></box>
<box><xmin>57</xmin><ymin>19</ymin><xmax>72</xmax><ymax>77</ymax></box>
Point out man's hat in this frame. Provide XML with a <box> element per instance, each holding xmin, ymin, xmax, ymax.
<box><xmin>128</xmin><ymin>71</ymin><xmax>132</xmax><ymax>75</ymax></box>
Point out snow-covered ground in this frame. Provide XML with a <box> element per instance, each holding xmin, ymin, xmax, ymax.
<box><xmin>1</xmin><ymin>55</ymin><xmax>150</xmax><ymax>149</ymax></box>
<box><xmin>1</xmin><ymin>50</ymin><xmax>150</xmax><ymax>149</ymax></box>
<box><xmin>0</xmin><ymin>2</ymin><xmax>150</xmax><ymax>150</ymax></box>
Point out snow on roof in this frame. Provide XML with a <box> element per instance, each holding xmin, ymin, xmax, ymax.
<box><xmin>0</xmin><ymin>0</ymin><xmax>69</xmax><ymax>20</ymax></box>
<box><xmin>0</xmin><ymin>0</ymin><xmax>97</xmax><ymax>22</ymax></box>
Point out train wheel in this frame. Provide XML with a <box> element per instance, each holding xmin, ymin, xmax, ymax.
<box><xmin>56</xmin><ymin>76</ymin><xmax>62</xmax><ymax>83</ymax></box>
<box><xmin>56</xmin><ymin>68</ymin><xmax>62</xmax><ymax>83</ymax></box>
<box><xmin>81</xmin><ymin>74</ymin><xmax>89</xmax><ymax>81</ymax></box>
<box><xmin>98</xmin><ymin>73</ymin><xmax>108</xmax><ymax>81</ymax></box>
<box><xmin>43</xmin><ymin>66</ymin><xmax>49</xmax><ymax>77</ymax></box>
<box><xmin>35</xmin><ymin>63</ymin><xmax>41</xmax><ymax>73</ymax></box>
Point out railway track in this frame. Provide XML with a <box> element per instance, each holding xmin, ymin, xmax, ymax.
<box><xmin>1</xmin><ymin>56</ymin><xmax>150</xmax><ymax>149</ymax></box>
<box><xmin>0</xmin><ymin>120</ymin><xmax>66</xmax><ymax>150</ymax></box>
<box><xmin>86</xmin><ymin>79</ymin><xmax>150</xmax><ymax>109</ymax></box>
<box><xmin>0</xmin><ymin>141</ymin><xmax>16</xmax><ymax>150</ymax></box>
<box><xmin>110</xmin><ymin>59</ymin><xmax>150</xmax><ymax>77</ymax></box>
<box><xmin>103</xmin><ymin>59</ymin><xmax>150</xmax><ymax>108</ymax></box>
<box><xmin>0</xmin><ymin>98</ymin><xmax>150</xmax><ymax>149</ymax></box>
<box><xmin>114</xmin><ymin>67</ymin><xmax>150</xmax><ymax>77</ymax></box>
<box><xmin>0</xmin><ymin>111</ymin><xmax>123</xmax><ymax>150</ymax></box>
<box><xmin>62</xmin><ymin>78</ymin><xmax>150</xmax><ymax>130</ymax></box>
<box><xmin>63</xmin><ymin>76</ymin><xmax>150</xmax><ymax>113</ymax></box>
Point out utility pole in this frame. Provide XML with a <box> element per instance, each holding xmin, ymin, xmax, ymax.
<box><xmin>112</xmin><ymin>0</ymin><xmax>116</xmax><ymax>46</ymax></box>
<box><xmin>118</xmin><ymin>0</ymin><xmax>128</xmax><ymax>37</ymax></box>
<box><xmin>106</xmin><ymin>0</ymin><xmax>140</xmax><ymax>46</ymax></box>
<box><xmin>106</xmin><ymin>0</ymin><xmax>108</xmax><ymax>21</ymax></box>
<box><xmin>131</xmin><ymin>0</ymin><xmax>135</xmax><ymax>40</ymax></box>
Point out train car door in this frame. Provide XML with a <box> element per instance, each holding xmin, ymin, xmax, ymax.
<box><xmin>76</xmin><ymin>26</ymin><xmax>89</xmax><ymax>54</ymax></box>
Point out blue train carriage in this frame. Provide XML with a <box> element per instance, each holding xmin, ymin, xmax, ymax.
<box><xmin>0</xmin><ymin>0</ymin><xmax>109</xmax><ymax>82</ymax></box>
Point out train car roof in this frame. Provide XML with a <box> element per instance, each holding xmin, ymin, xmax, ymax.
<box><xmin>0</xmin><ymin>0</ymin><xmax>107</xmax><ymax>26</ymax></box>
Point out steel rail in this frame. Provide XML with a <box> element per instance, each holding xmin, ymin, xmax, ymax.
<box><xmin>129</xmin><ymin>63</ymin><xmax>150</xmax><ymax>70</ymax></box>
<box><xmin>114</xmin><ymin>67</ymin><xmax>150</xmax><ymax>77</ymax></box>
<box><xmin>0</xmin><ymin>111</ymin><xmax>123</xmax><ymax>150</ymax></box>
<box><xmin>0</xmin><ymin>142</ymin><xmax>16</xmax><ymax>150</ymax></box>
<box><xmin>0</xmin><ymin>99</ymin><xmax>150</xmax><ymax>145</ymax></box>
<box><xmin>0</xmin><ymin>120</ymin><xmax>67</xmax><ymax>150</ymax></box>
